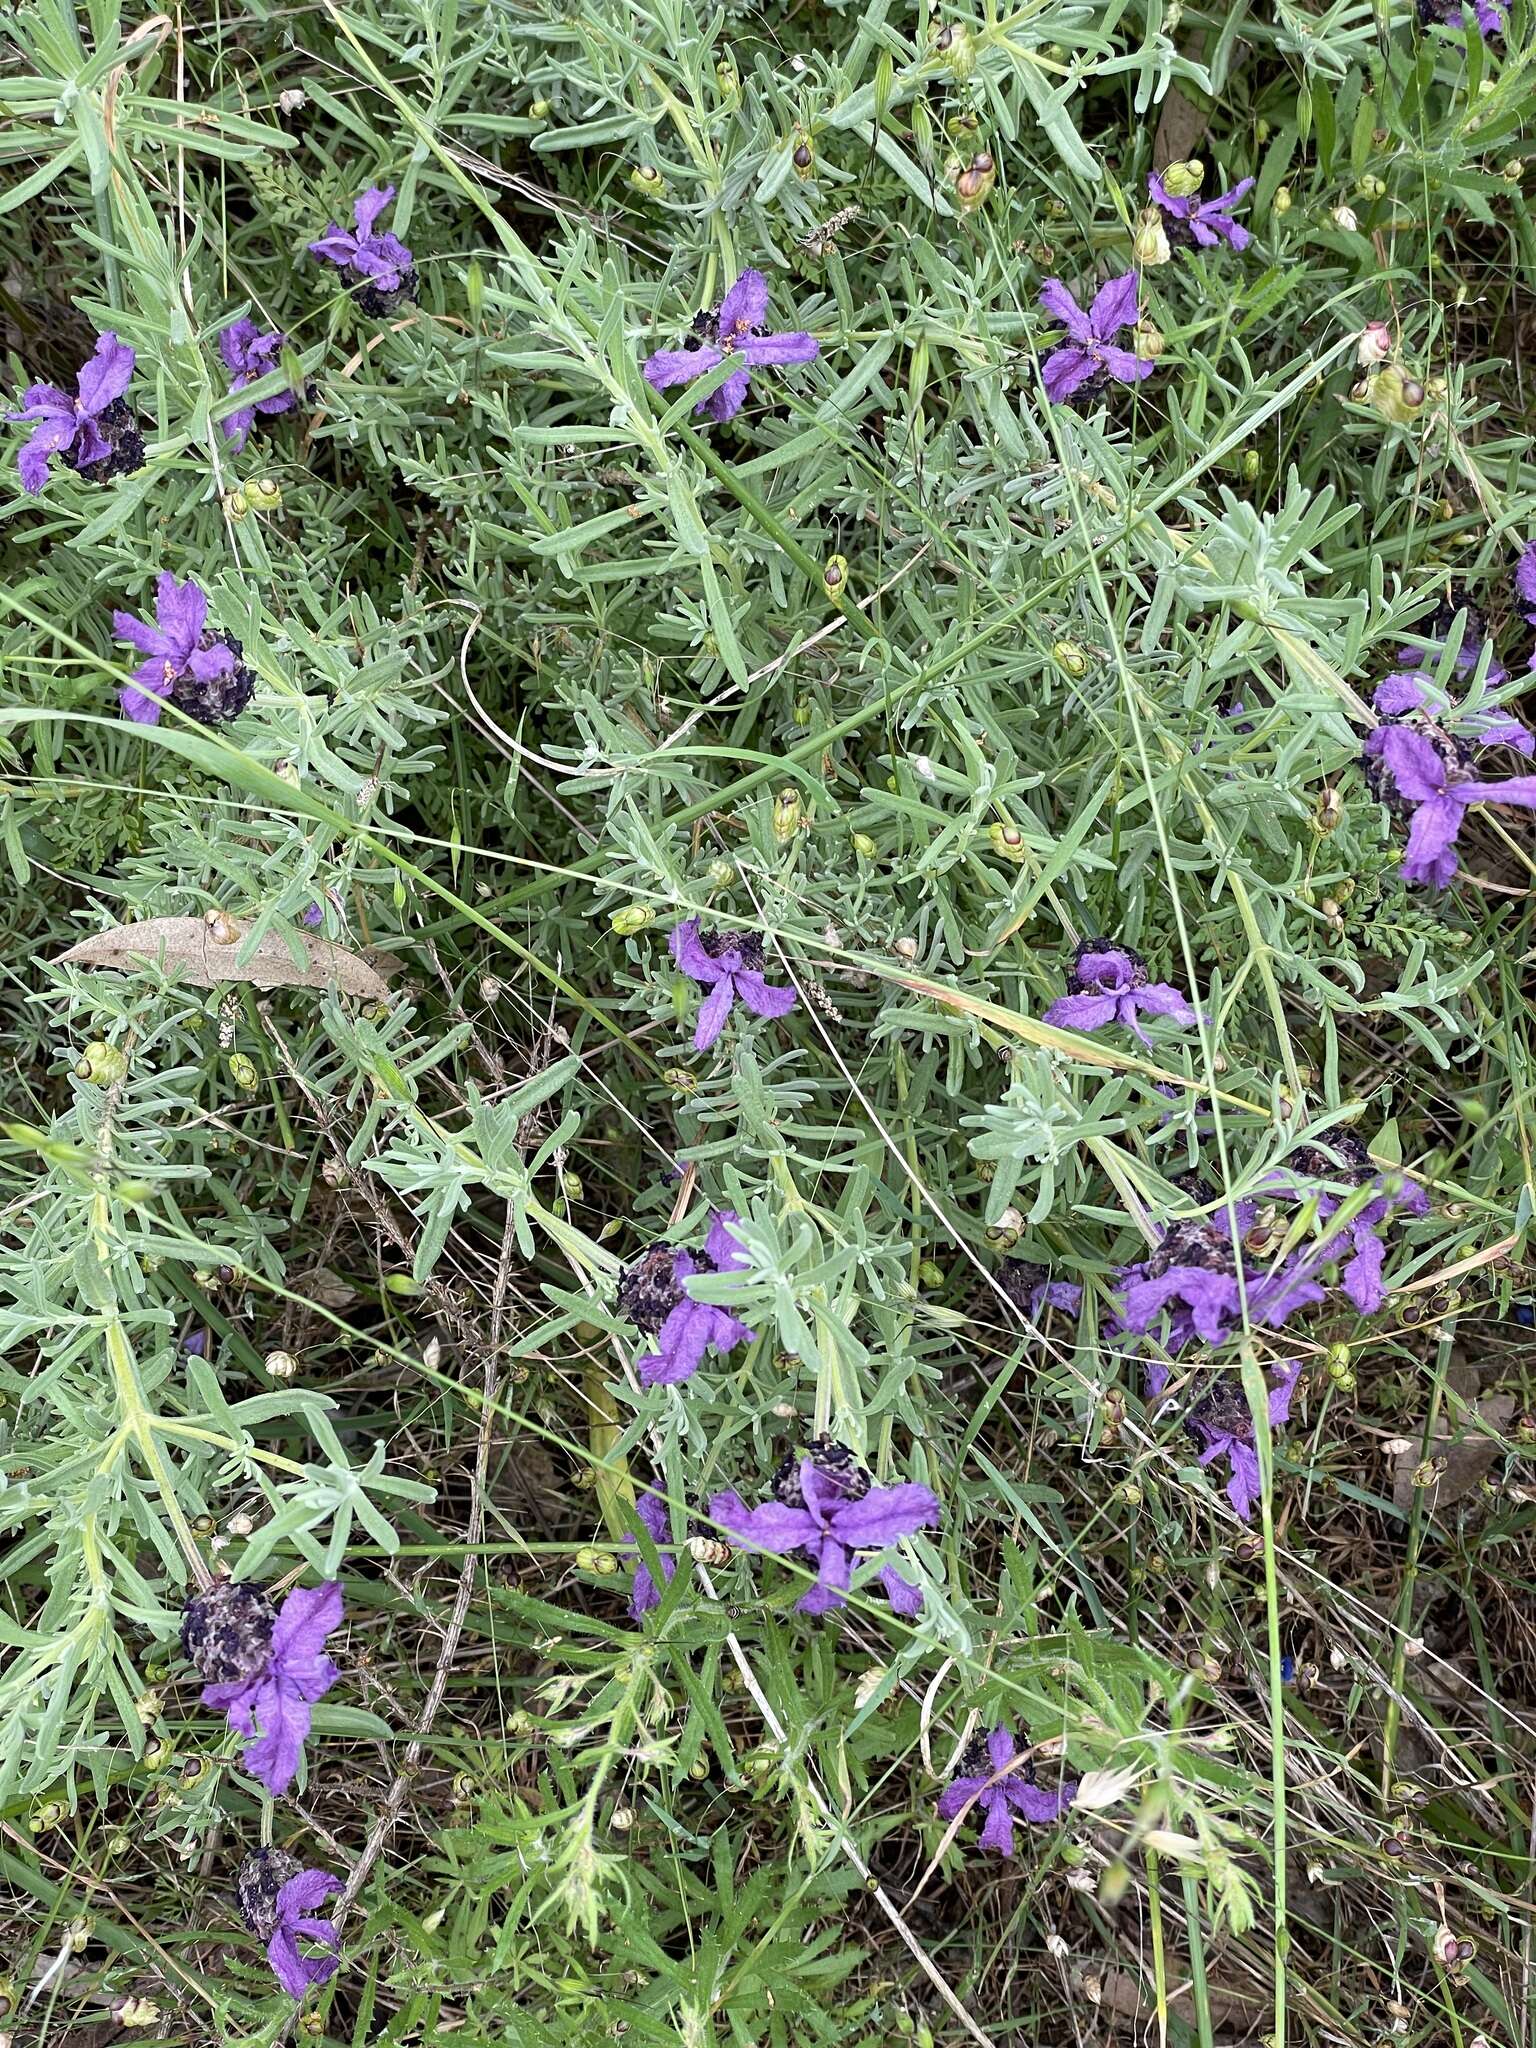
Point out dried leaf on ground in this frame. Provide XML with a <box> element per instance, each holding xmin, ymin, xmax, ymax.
<box><xmin>55</xmin><ymin>917</ymin><xmax>390</xmax><ymax>1001</ymax></box>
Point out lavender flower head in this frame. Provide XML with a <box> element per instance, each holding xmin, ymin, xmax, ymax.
<box><xmin>183</xmin><ymin>1578</ymin><xmax>342</xmax><ymax>1795</ymax></box>
<box><xmin>936</xmin><ymin>1727</ymin><xmax>1078</xmax><ymax>1856</ymax></box>
<box><xmin>995</xmin><ymin>1258</ymin><xmax>1082</xmax><ymax>1324</ymax></box>
<box><xmin>9</xmin><ymin>331</ymin><xmax>142</xmax><ymax>493</ymax></box>
<box><xmin>1266</xmin><ymin>1132</ymin><xmax>1429</xmax><ymax>1315</ymax></box>
<box><xmin>1149</xmin><ymin>172</ymin><xmax>1255</xmax><ymax>252</ymax></box>
<box><xmin>623</xmin><ymin>1489</ymin><xmax>676</xmax><ymax>1617</ymax></box>
<box><xmin>113</xmin><ymin>572</ymin><xmax>255</xmax><ymax>728</ymax></box>
<box><xmin>218</xmin><ymin>318</ymin><xmax>298</xmax><ymax>450</ymax></box>
<box><xmin>1116</xmin><ymin>1209</ymin><xmax>1324</xmax><ymax>1353</ymax></box>
<box><xmin>1042</xmin><ymin>938</ymin><xmax>1196</xmax><ymax>1047</ymax></box>
<box><xmin>710</xmin><ymin>1438</ymin><xmax>938</xmax><ymax>1617</ymax></box>
<box><xmin>1363</xmin><ymin>721</ymin><xmax>1536</xmax><ymax>889</ymax></box>
<box><xmin>1147</xmin><ymin>1358</ymin><xmax>1302</xmax><ymax>1520</ymax></box>
<box><xmin>670</xmin><ymin>917</ymin><xmax>796</xmax><ymax>1051</ymax></box>
<box><xmin>1417</xmin><ymin>0</ymin><xmax>1504</xmax><ymax>34</ymax></box>
<box><xmin>236</xmin><ymin>1848</ymin><xmax>341</xmax><ymax>1999</ymax></box>
<box><xmin>1038</xmin><ymin>273</ymin><xmax>1155</xmax><ymax>406</ymax></box>
<box><xmin>621</xmin><ymin>1208</ymin><xmax>756</xmax><ymax>1387</ymax></box>
<box><xmin>1517</xmin><ymin>542</ymin><xmax>1536</xmax><ymax>628</ymax></box>
<box><xmin>308</xmin><ymin>185</ymin><xmax>417</xmax><ymax>315</ymax></box>
<box><xmin>643</xmin><ymin>268</ymin><xmax>819</xmax><ymax>424</ymax></box>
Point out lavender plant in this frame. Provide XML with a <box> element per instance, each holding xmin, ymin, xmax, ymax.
<box><xmin>3</xmin><ymin>0</ymin><xmax>1536</xmax><ymax>2041</ymax></box>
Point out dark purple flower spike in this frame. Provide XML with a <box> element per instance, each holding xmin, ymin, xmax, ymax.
<box><xmin>623</xmin><ymin>1489</ymin><xmax>676</xmax><ymax>1616</ymax></box>
<box><xmin>936</xmin><ymin>1727</ymin><xmax>1078</xmax><ymax>1856</ymax></box>
<box><xmin>1363</xmin><ymin>723</ymin><xmax>1536</xmax><ymax>889</ymax></box>
<box><xmin>218</xmin><ymin>318</ymin><xmax>299</xmax><ymax>450</ymax></box>
<box><xmin>1148</xmin><ymin>1358</ymin><xmax>1302</xmax><ymax>1520</ymax></box>
<box><xmin>9</xmin><ymin>332</ymin><xmax>142</xmax><ymax>492</ymax></box>
<box><xmin>996</xmin><ymin>1259</ymin><xmax>1082</xmax><ymax>1323</ymax></box>
<box><xmin>1417</xmin><ymin>0</ymin><xmax>1504</xmax><ymax>34</ymax></box>
<box><xmin>237</xmin><ymin>1848</ymin><xmax>342</xmax><ymax>1999</ymax></box>
<box><xmin>1149</xmin><ymin>172</ymin><xmax>1254</xmax><ymax>251</ymax></box>
<box><xmin>1038</xmin><ymin>273</ymin><xmax>1155</xmax><ymax>406</ymax></box>
<box><xmin>1116</xmin><ymin>1210</ymin><xmax>1325</xmax><ymax>1353</ymax></box>
<box><xmin>621</xmin><ymin>1208</ymin><xmax>757</xmax><ymax>1388</ymax></box>
<box><xmin>643</xmin><ymin>268</ymin><xmax>818</xmax><ymax>423</ymax></box>
<box><xmin>670</xmin><ymin>917</ymin><xmax>796</xmax><ymax>1051</ymax></box>
<box><xmin>308</xmin><ymin>185</ymin><xmax>417</xmax><ymax>315</ymax></box>
<box><xmin>1265</xmin><ymin>1133</ymin><xmax>1429</xmax><ymax>1316</ymax></box>
<box><xmin>710</xmin><ymin>1443</ymin><xmax>939</xmax><ymax>1616</ymax></box>
<box><xmin>112</xmin><ymin>572</ymin><xmax>255</xmax><ymax>728</ymax></box>
<box><xmin>183</xmin><ymin>1578</ymin><xmax>343</xmax><ymax>1795</ymax></box>
<box><xmin>1042</xmin><ymin>938</ymin><xmax>1196</xmax><ymax>1047</ymax></box>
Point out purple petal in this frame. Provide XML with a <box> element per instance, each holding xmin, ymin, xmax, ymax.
<box><xmin>10</xmin><ymin>382</ymin><xmax>73</xmax><ymax>421</ymax></box>
<box><xmin>16</xmin><ymin>410</ymin><xmax>78</xmax><ymax>492</ymax></box>
<box><xmin>798</xmin><ymin>1461</ymin><xmax>840</xmax><ymax>1523</ymax></box>
<box><xmin>1040</xmin><ymin>344</ymin><xmax>1099</xmax><ymax>405</ymax></box>
<box><xmin>878</xmin><ymin>1564</ymin><xmax>924</xmax><ymax>1617</ymax></box>
<box><xmin>936</xmin><ymin>1774</ymin><xmax>988</xmax><ymax>1820</ymax></box>
<box><xmin>153</xmin><ymin>573</ymin><xmax>208</xmax><ymax>661</ymax></box>
<box><xmin>276</xmin><ymin>1868</ymin><xmax>341</xmax><ymax>1917</ymax></box>
<box><xmin>669</xmin><ymin>917</ymin><xmax>727</xmax><ymax>983</ymax></box>
<box><xmin>1008</xmin><ymin>1777</ymin><xmax>1078</xmax><ymax>1822</ymax></box>
<box><xmin>1377</xmin><ymin>726</ymin><xmax>1449</xmax><ymax>803</ymax></box>
<box><xmin>1463</xmin><ymin>773</ymin><xmax>1536</xmax><ymax>810</ymax></box>
<box><xmin>75</xmin><ymin>331</ymin><xmax>136</xmax><ymax>418</ymax></box>
<box><xmin>112</xmin><ymin>607</ymin><xmax>168</xmax><ymax>659</ymax></box>
<box><xmin>218</xmin><ymin>317</ymin><xmax>261</xmax><ymax>372</ymax></box>
<box><xmin>1374</xmin><ymin>673</ymin><xmax>1426</xmax><ymax>717</ymax></box>
<box><xmin>119</xmin><ymin>682</ymin><xmax>165</xmax><ymax>725</ymax></box>
<box><xmin>1516</xmin><ymin>540</ymin><xmax>1536</xmax><ymax>610</ymax></box>
<box><xmin>977</xmin><ymin>1793</ymin><xmax>1016</xmax><ymax>1856</ymax></box>
<box><xmin>353</xmin><ymin>183</ymin><xmax>396</xmax><ymax>238</ymax></box>
<box><xmin>221</xmin><ymin>403</ymin><xmax>258</xmax><ymax>451</ymax></box>
<box><xmin>308</xmin><ymin>227</ymin><xmax>360</xmax><ymax>267</ymax></box>
<box><xmin>795</xmin><ymin>1535</ymin><xmax>852</xmax><ymax>1612</ymax></box>
<box><xmin>704</xmin><ymin>1209</ymin><xmax>747</xmax><ymax>1271</ymax></box>
<box><xmin>829</xmin><ymin>1481</ymin><xmax>941</xmax><ymax>1548</ymax></box>
<box><xmin>1127</xmin><ymin>982</ymin><xmax>1196</xmax><ymax>1026</ymax></box>
<box><xmin>987</xmin><ymin>1725</ymin><xmax>1018</xmax><ymax>1773</ymax></box>
<box><xmin>1400</xmin><ymin>791</ymin><xmax>1468</xmax><ymax>887</ymax></box>
<box><xmin>1086</xmin><ymin>271</ymin><xmax>1139</xmax><ymax>340</ymax></box>
<box><xmin>636</xmin><ymin>1298</ymin><xmax>713</xmax><ymax>1386</ymax></box>
<box><xmin>717</xmin><ymin>268</ymin><xmax>770</xmax><ymax>336</ymax></box>
<box><xmin>241</xmin><ymin>1681</ymin><xmax>312</xmax><ymax>1795</ymax></box>
<box><xmin>709</xmin><ymin>1493</ymin><xmax>818</xmax><ymax>1553</ymax></box>
<box><xmin>1097</xmin><ymin>344</ymin><xmax>1157</xmax><ymax>386</ymax></box>
<box><xmin>267</xmin><ymin>1926</ymin><xmax>336</xmax><ymax>1999</ymax></box>
<box><xmin>1220</xmin><ymin>1440</ymin><xmax>1263</xmax><ymax>1521</ymax></box>
<box><xmin>698</xmin><ymin>368</ymin><xmax>752</xmax><ymax>423</ymax></box>
<box><xmin>644</xmin><ymin>345</ymin><xmax>720</xmax><ymax>393</ymax></box>
<box><xmin>738</xmin><ymin>329</ymin><xmax>819</xmax><ymax>367</ymax></box>
<box><xmin>692</xmin><ymin>977</ymin><xmax>736</xmax><ymax>1051</ymax></box>
<box><xmin>1042</xmin><ymin>990</ymin><xmax>1121</xmax><ymax>1033</ymax></box>
<box><xmin>271</xmin><ymin>1580</ymin><xmax>343</xmax><ymax>1673</ymax></box>
<box><xmin>733</xmin><ymin>968</ymin><xmax>796</xmax><ymax>1021</ymax></box>
<box><xmin>1038</xmin><ymin>278</ymin><xmax>1093</xmax><ymax>343</ymax></box>
<box><xmin>1342</xmin><ymin>1225</ymin><xmax>1387</xmax><ymax>1312</ymax></box>
<box><xmin>1267</xmin><ymin>1360</ymin><xmax>1303</xmax><ymax>1427</ymax></box>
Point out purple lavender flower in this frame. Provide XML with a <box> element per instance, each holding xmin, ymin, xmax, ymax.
<box><xmin>623</xmin><ymin>1489</ymin><xmax>676</xmax><ymax>1616</ymax></box>
<box><xmin>112</xmin><ymin>572</ymin><xmax>255</xmax><ymax>727</ymax></box>
<box><xmin>1147</xmin><ymin>1358</ymin><xmax>1302</xmax><ymax>1520</ymax></box>
<box><xmin>936</xmin><ymin>1727</ymin><xmax>1078</xmax><ymax>1856</ymax></box>
<box><xmin>1363</xmin><ymin>722</ymin><xmax>1536</xmax><ymax>889</ymax></box>
<box><xmin>308</xmin><ymin>185</ymin><xmax>417</xmax><ymax>315</ymax></box>
<box><xmin>643</xmin><ymin>268</ymin><xmax>819</xmax><ymax>424</ymax></box>
<box><xmin>1042</xmin><ymin>938</ymin><xmax>1196</xmax><ymax>1047</ymax></box>
<box><xmin>621</xmin><ymin>1208</ymin><xmax>756</xmax><ymax>1387</ymax></box>
<box><xmin>1373</xmin><ymin>672</ymin><xmax>1533</xmax><ymax>754</ymax></box>
<box><xmin>1517</xmin><ymin>542</ymin><xmax>1536</xmax><ymax>626</ymax></box>
<box><xmin>186</xmin><ymin>1579</ymin><xmax>343</xmax><ymax>1795</ymax></box>
<box><xmin>996</xmin><ymin>1259</ymin><xmax>1082</xmax><ymax>1322</ymax></box>
<box><xmin>670</xmin><ymin>918</ymin><xmax>796</xmax><ymax>1051</ymax></box>
<box><xmin>1149</xmin><ymin>172</ymin><xmax>1255</xmax><ymax>252</ymax></box>
<box><xmin>182</xmin><ymin>1328</ymin><xmax>208</xmax><ymax>1357</ymax></box>
<box><xmin>710</xmin><ymin>1444</ymin><xmax>939</xmax><ymax>1616</ymax></box>
<box><xmin>1116</xmin><ymin>1210</ymin><xmax>1324</xmax><ymax>1352</ymax></box>
<box><xmin>218</xmin><ymin>318</ymin><xmax>298</xmax><ymax>450</ymax></box>
<box><xmin>9</xmin><ymin>331</ymin><xmax>142</xmax><ymax>493</ymax></box>
<box><xmin>1417</xmin><ymin>0</ymin><xmax>1504</xmax><ymax>34</ymax></box>
<box><xmin>1266</xmin><ymin>1133</ymin><xmax>1429</xmax><ymax>1316</ymax></box>
<box><xmin>1038</xmin><ymin>273</ymin><xmax>1155</xmax><ymax>406</ymax></box>
<box><xmin>237</xmin><ymin>1848</ymin><xmax>341</xmax><ymax>1999</ymax></box>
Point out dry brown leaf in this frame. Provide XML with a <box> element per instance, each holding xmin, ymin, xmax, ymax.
<box><xmin>1390</xmin><ymin>1395</ymin><xmax>1517</xmax><ymax>1512</ymax></box>
<box><xmin>56</xmin><ymin>917</ymin><xmax>390</xmax><ymax>1002</ymax></box>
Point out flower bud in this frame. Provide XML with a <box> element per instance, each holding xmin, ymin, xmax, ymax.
<box><xmin>1364</xmin><ymin>364</ymin><xmax>1425</xmax><ymax>425</ymax></box>
<box><xmin>851</xmin><ymin>831</ymin><xmax>877</xmax><ymax>858</ymax></box>
<box><xmin>1132</xmin><ymin>316</ymin><xmax>1165</xmax><ymax>361</ymax></box>
<box><xmin>561</xmin><ymin>1171</ymin><xmax>584</xmax><ymax>1202</ymax></box>
<box><xmin>227</xmin><ymin>1053</ymin><xmax>258</xmax><ymax>1092</ymax></box>
<box><xmin>529</xmin><ymin>97</ymin><xmax>552</xmax><ymax>118</ymax></box>
<box><xmin>1503</xmin><ymin>158</ymin><xmax>1524</xmax><ymax>183</ymax></box>
<box><xmin>917</xmin><ymin>1259</ymin><xmax>945</xmax><ymax>1288</ymax></box>
<box><xmin>705</xmin><ymin>857</ymin><xmax>735</xmax><ymax>887</ymax></box>
<box><xmin>609</xmin><ymin>904</ymin><xmax>654</xmax><ymax>936</ymax></box>
<box><xmin>1133</xmin><ymin>207</ymin><xmax>1172</xmax><ymax>267</ymax></box>
<box><xmin>1160</xmin><ymin>158</ymin><xmax>1204</xmax><ymax>198</ymax></box>
<box><xmin>772</xmin><ymin>787</ymin><xmax>803</xmax><ymax>842</ymax></box>
<box><xmin>664</xmin><ymin>1067</ymin><xmax>697</xmax><ymax>1093</ymax></box>
<box><xmin>75</xmin><ymin>1040</ymin><xmax>128</xmax><ymax>1086</ymax></box>
<box><xmin>931</xmin><ymin>20</ymin><xmax>976</xmax><ymax>77</ymax></box>
<box><xmin>1051</xmin><ymin>638</ymin><xmax>1090</xmax><ymax>679</ymax></box>
<box><xmin>629</xmin><ymin>164</ymin><xmax>666</xmax><ymax>196</ymax></box>
<box><xmin>892</xmin><ymin>934</ymin><xmax>919</xmax><ymax>961</ymax></box>
<box><xmin>1242</xmin><ymin>448</ymin><xmax>1261</xmax><ymax>481</ymax></box>
<box><xmin>953</xmin><ymin>151</ymin><xmax>995</xmax><ymax>210</ymax></box>
<box><xmin>1356</xmin><ymin>173</ymin><xmax>1386</xmax><ymax>200</ymax></box>
<box><xmin>576</xmin><ymin>1546</ymin><xmax>619</xmax><ymax>1576</ymax></box>
<box><xmin>264</xmin><ymin>1348</ymin><xmax>298</xmax><ymax>1379</ymax></box>
<box><xmin>1331</xmin><ymin>203</ymin><xmax>1359</xmax><ymax>232</ymax></box>
<box><xmin>985</xmin><ymin>1205</ymin><xmax>1024</xmax><ymax>1251</ymax></box>
<box><xmin>989</xmin><ymin>821</ymin><xmax>1029</xmax><ymax>861</ymax></box>
<box><xmin>245</xmin><ymin>477</ymin><xmax>282</xmax><ymax>513</ymax></box>
<box><xmin>822</xmin><ymin>553</ymin><xmax>848</xmax><ymax>600</ymax></box>
<box><xmin>1273</xmin><ymin>184</ymin><xmax>1292</xmax><ymax>215</ymax></box>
